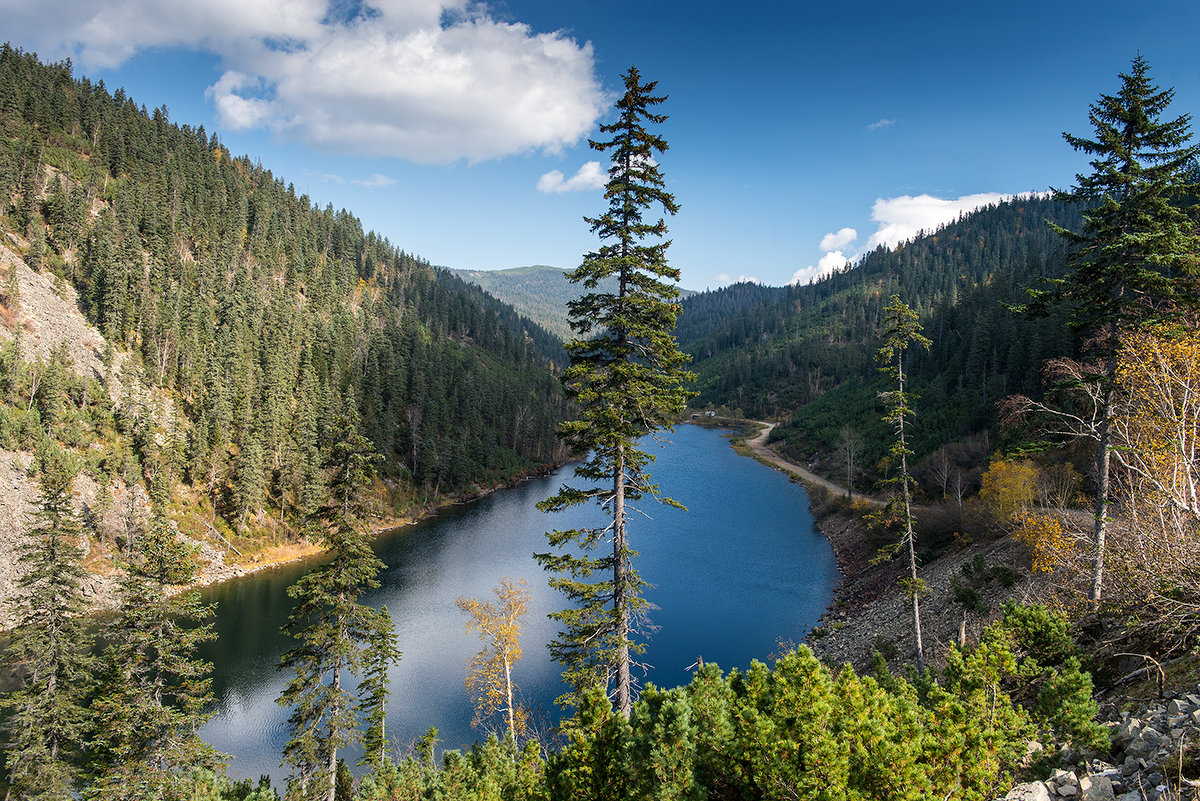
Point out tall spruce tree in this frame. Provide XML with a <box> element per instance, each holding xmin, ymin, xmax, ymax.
<box><xmin>1018</xmin><ymin>55</ymin><xmax>1200</xmax><ymax>604</ymax></box>
<box><xmin>1</xmin><ymin>440</ymin><xmax>94</xmax><ymax>800</ymax></box>
<box><xmin>874</xmin><ymin>295</ymin><xmax>931</xmax><ymax>673</ymax></box>
<box><xmin>86</xmin><ymin>512</ymin><xmax>223</xmax><ymax>799</ymax></box>
<box><xmin>537</xmin><ymin>66</ymin><xmax>694</xmax><ymax>718</ymax></box>
<box><xmin>277</xmin><ymin>414</ymin><xmax>391</xmax><ymax>801</ymax></box>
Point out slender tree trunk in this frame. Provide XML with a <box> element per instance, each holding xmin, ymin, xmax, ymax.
<box><xmin>1091</xmin><ymin>360</ymin><xmax>1116</xmax><ymax>606</ymax></box>
<box><xmin>613</xmin><ymin>443</ymin><xmax>631</xmax><ymax>719</ymax></box>
<box><xmin>327</xmin><ymin>648</ymin><xmax>342</xmax><ymax>801</ymax></box>
<box><xmin>902</xmin><ymin>450</ymin><xmax>924</xmax><ymax>673</ymax></box>
<box><xmin>504</xmin><ymin>655</ymin><xmax>515</xmax><ymax>741</ymax></box>
<box><xmin>898</xmin><ymin>362</ymin><xmax>925</xmax><ymax>673</ymax></box>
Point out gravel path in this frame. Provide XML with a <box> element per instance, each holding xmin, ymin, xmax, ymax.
<box><xmin>744</xmin><ymin>422</ymin><xmax>883</xmax><ymax>506</ymax></box>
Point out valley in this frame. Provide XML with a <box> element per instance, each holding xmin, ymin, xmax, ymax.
<box><xmin>0</xmin><ymin>40</ymin><xmax>1198</xmax><ymax>801</ymax></box>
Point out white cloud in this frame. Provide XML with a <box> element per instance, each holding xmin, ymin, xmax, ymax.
<box><xmin>714</xmin><ymin>273</ymin><xmax>760</xmax><ymax>286</ymax></box>
<box><xmin>867</xmin><ymin>118</ymin><xmax>896</xmax><ymax>130</ymax></box>
<box><xmin>352</xmin><ymin>173</ymin><xmax>397</xmax><ymax>188</ymax></box>
<box><xmin>789</xmin><ymin>251</ymin><xmax>849</xmax><ymax>286</ymax></box>
<box><xmin>864</xmin><ymin>192</ymin><xmax>1009</xmax><ymax>252</ymax></box>
<box><xmin>819</xmin><ymin>227</ymin><xmax>857</xmax><ymax>252</ymax></box>
<box><xmin>9</xmin><ymin>0</ymin><xmax>606</xmax><ymax>164</ymax></box>
<box><xmin>537</xmin><ymin>161</ymin><xmax>606</xmax><ymax>194</ymax></box>
<box><xmin>301</xmin><ymin>168</ymin><xmax>395</xmax><ymax>187</ymax></box>
<box><xmin>205</xmin><ymin>72</ymin><xmax>274</xmax><ymax>129</ymax></box>
<box><xmin>302</xmin><ymin>168</ymin><xmax>348</xmax><ymax>184</ymax></box>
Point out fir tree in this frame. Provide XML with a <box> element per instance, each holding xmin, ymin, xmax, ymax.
<box><xmin>86</xmin><ymin>512</ymin><xmax>224</xmax><ymax>799</ymax></box>
<box><xmin>277</xmin><ymin>414</ymin><xmax>390</xmax><ymax>801</ymax></box>
<box><xmin>873</xmin><ymin>295</ymin><xmax>931</xmax><ymax>672</ymax></box>
<box><xmin>1</xmin><ymin>440</ymin><xmax>94</xmax><ymax>800</ymax></box>
<box><xmin>1017</xmin><ymin>55</ymin><xmax>1200</xmax><ymax>604</ymax></box>
<box><xmin>537</xmin><ymin>66</ymin><xmax>694</xmax><ymax>718</ymax></box>
<box><xmin>358</xmin><ymin>606</ymin><xmax>401</xmax><ymax>770</ymax></box>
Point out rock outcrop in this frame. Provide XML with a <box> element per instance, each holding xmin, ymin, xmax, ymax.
<box><xmin>1001</xmin><ymin>686</ymin><xmax>1200</xmax><ymax>801</ymax></box>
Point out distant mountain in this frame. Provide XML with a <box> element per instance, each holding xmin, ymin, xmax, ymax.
<box><xmin>449</xmin><ymin>264</ymin><xmax>696</xmax><ymax>342</ymax></box>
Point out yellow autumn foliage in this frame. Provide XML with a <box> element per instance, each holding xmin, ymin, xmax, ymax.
<box><xmin>1114</xmin><ymin>328</ymin><xmax>1200</xmax><ymax>520</ymax></box>
<box><xmin>456</xmin><ymin>577</ymin><xmax>532</xmax><ymax>739</ymax></box>
<box><xmin>1016</xmin><ymin>513</ymin><xmax>1074</xmax><ymax>574</ymax></box>
<box><xmin>979</xmin><ymin>460</ymin><xmax>1039</xmax><ymax>525</ymax></box>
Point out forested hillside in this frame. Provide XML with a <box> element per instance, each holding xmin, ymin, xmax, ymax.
<box><xmin>0</xmin><ymin>47</ymin><xmax>567</xmax><ymax>534</ymax></box>
<box><xmin>677</xmin><ymin>196</ymin><xmax>1083</xmax><ymax>463</ymax></box>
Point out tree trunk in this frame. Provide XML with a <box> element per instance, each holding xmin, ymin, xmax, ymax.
<box><xmin>898</xmin><ymin>361</ymin><xmax>925</xmax><ymax>673</ymax></box>
<box><xmin>504</xmin><ymin>655</ymin><xmax>515</xmax><ymax>742</ymax></box>
<box><xmin>327</xmin><ymin>655</ymin><xmax>341</xmax><ymax>801</ymax></box>
<box><xmin>1091</xmin><ymin>363</ymin><xmax>1115</xmax><ymax>606</ymax></box>
<box><xmin>613</xmin><ymin>443</ymin><xmax>631</xmax><ymax>719</ymax></box>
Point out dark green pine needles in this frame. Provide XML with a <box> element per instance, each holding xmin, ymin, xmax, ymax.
<box><xmin>1</xmin><ymin>441</ymin><xmax>95</xmax><ymax>800</ymax></box>
<box><xmin>1016</xmin><ymin>55</ymin><xmax>1200</xmax><ymax>604</ymax></box>
<box><xmin>537</xmin><ymin>66</ymin><xmax>694</xmax><ymax>719</ymax></box>
<box><xmin>277</xmin><ymin>414</ymin><xmax>399</xmax><ymax>801</ymax></box>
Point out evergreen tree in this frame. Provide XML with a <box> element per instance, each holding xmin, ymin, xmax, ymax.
<box><xmin>1017</xmin><ymin>55</ymin><xmax>1200</xmax><ymax>604</ymax></box>
<box><xmin>537</xmin><ymin>66</ymin><xmax>694</xmax><ymax>718</ymax></box>
<box><xmin>358</xmin><ymin>606</ymin><xmax>401</xmax><ymax>770</ymax></box>
<box><xmin>874</xmin><ymin>295</ymin><xmax>931</xmax><ymax>672</ymax></box>
<box><xmin>86</xmin><ymin>512</ymin><xmax>224</xmax><ymax>799</ymax></box>
<box><xmin>1</xmin><ymin>440</ymin><xmax>94</xmax><ymax>800</ymax></box>
<box><xmin>277</xmin><ymin>415</ymin><xmax>390</xmax><ymax>801</ymax></box>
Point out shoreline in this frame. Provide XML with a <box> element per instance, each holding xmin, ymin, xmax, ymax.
<box><xmin>190</xmin><ymin>458</ymin><xmax>570</xmax><ymax>593</ymax></box>
<box><xmin>0</xmin><ymin>459</ymin><xmax>571</xmax><ymax>632</ymax></box>
<box><xmin>719</xmin><ymin>420</ymin><xmax>860</xmax><ymax>639</ymax></box>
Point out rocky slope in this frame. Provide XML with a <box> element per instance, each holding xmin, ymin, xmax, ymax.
<box><xmin>0</xmin><ymin>240</ymin><xmax>251</xmax><ymax>627</ymax></box>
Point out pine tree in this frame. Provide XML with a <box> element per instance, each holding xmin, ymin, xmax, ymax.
<box><xmin>537</xmin><ymin>66</ymin><xmax>694</xmax><ymax>718</ymax></box>
<box><xmin>358</xmin><ymin>606</ymin><xmax>401</xmax><ymax>770</ymax></box>
<box><xmin>874</xmin><ymin>295</ymin><xmax>931</xmax><ymax>672</ymax></box>
<box><xmin>277</xmin><ymin>414</ymin><xmax>390</xmax><ymax>801</ymax></box>
<box><xmin>1017</xmin><ymin>55</ymin><xmax>1200</xmax><ymax>604</ymax></box>
<box><xmin>86</xmin><ymin>512</ymin><xmax>224</xmax><ymax>799</ymax></box>
<box><xmin>1</xmin><ymin>440</ymin><xmax>94</xmax><ymax>800</ymax></box>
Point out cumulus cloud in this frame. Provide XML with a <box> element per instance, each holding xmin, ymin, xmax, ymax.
<box><xmin>537</xmin><ymin>161</ymin><xmax>606</xmax><ymax>194</ymax></box>
<box><xmin>789</xmin><ymin>251</ymin><xmax>850</xmax><ymax>286</ymax></box>
<box><xmin>867</xmin><ymin>118</ymin><xmax>896</xmax><ymax>130</ymax></box>
<box><xmin>819</xmin><ymin>227</ymin><xmax>857</xmax><ymax>252</ymax></box>
<box><xmin>789</xmin><ymin>228</ymin><xmax>857</xmax><ymax>286</ymax></box>
<box><xmin>9</xmin><ymin>0</ymin><xmax>607</xmax><ymax>164</ymax></box>
<box><xmin>864</xmin><ymin>192</ymin><xmax>1009</xmax><ymax>252</ymax></box>
<box><xmin>205</xmin><ymin>72</ymin><xmax>274</xmax><ymax>129</ymax></box>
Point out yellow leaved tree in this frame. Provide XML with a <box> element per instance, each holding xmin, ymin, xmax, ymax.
<box><xmin>1113</xmin><ymin>328</ymin><xmax>1200</xmax><ymax>521</ymax></box>
<box><xmin>979</xmin><ymin>459</ymin><xmax>1039</xmax><ymax>526</ymax></box>
<box><xmin>456</xmin><ymin>577</ymin><xmax>532</xmax><ymax>742</ymax></box>
<box><xmin>1107</xmin><ymin>328</ymin><xmax>1200</xmax><ymax>614</ymax></box>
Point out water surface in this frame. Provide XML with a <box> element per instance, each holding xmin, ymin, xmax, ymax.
<box><xmin>199</xmin><ymin>425</ymin><xmax>838</xmax><ymax>779</ymax></box>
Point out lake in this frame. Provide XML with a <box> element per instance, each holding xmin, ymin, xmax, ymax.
<box><xmin>198</xmin><ymin>424</ymin><xmax>838</xmax><ymax>780</ymax></box>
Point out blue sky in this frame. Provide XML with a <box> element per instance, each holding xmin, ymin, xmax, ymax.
<box><xmin>4</xmin><ymin>0</ymin><xmax>1200</xmax><ymax>289</ymax></box>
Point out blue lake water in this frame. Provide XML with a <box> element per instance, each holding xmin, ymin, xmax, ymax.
<box><xmin>198</xmin><ymin>424</ymin><xmax>838</xmax><ymax>780</ymax></box>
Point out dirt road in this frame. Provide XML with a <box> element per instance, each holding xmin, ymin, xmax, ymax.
<box><xmin>743</xmin><ymin>423</ymin><xmax>884</xmax><ymax>506</ymax></box>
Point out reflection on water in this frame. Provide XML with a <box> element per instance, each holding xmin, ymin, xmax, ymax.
<box><xmin>199</xmin><ymin>425</ymin><xmax>838</xmax><ymax>781</ymax></box>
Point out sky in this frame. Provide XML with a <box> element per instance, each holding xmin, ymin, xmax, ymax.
<box><xmin>4</xmin><ymin>0</ymin><xmax>1200</xmax><ymax>290</ymax></box>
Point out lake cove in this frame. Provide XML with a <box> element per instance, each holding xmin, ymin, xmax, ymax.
<box><xmin>199</xmin><ymin>424</ymin><xmax>838</xmax><ymax>780</ymax></box>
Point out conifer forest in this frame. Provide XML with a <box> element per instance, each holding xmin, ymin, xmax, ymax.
<box><xmin>1</xmin><ymin>43</ymin><xmax>1200</xmax><ymax>801</ymax></box>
